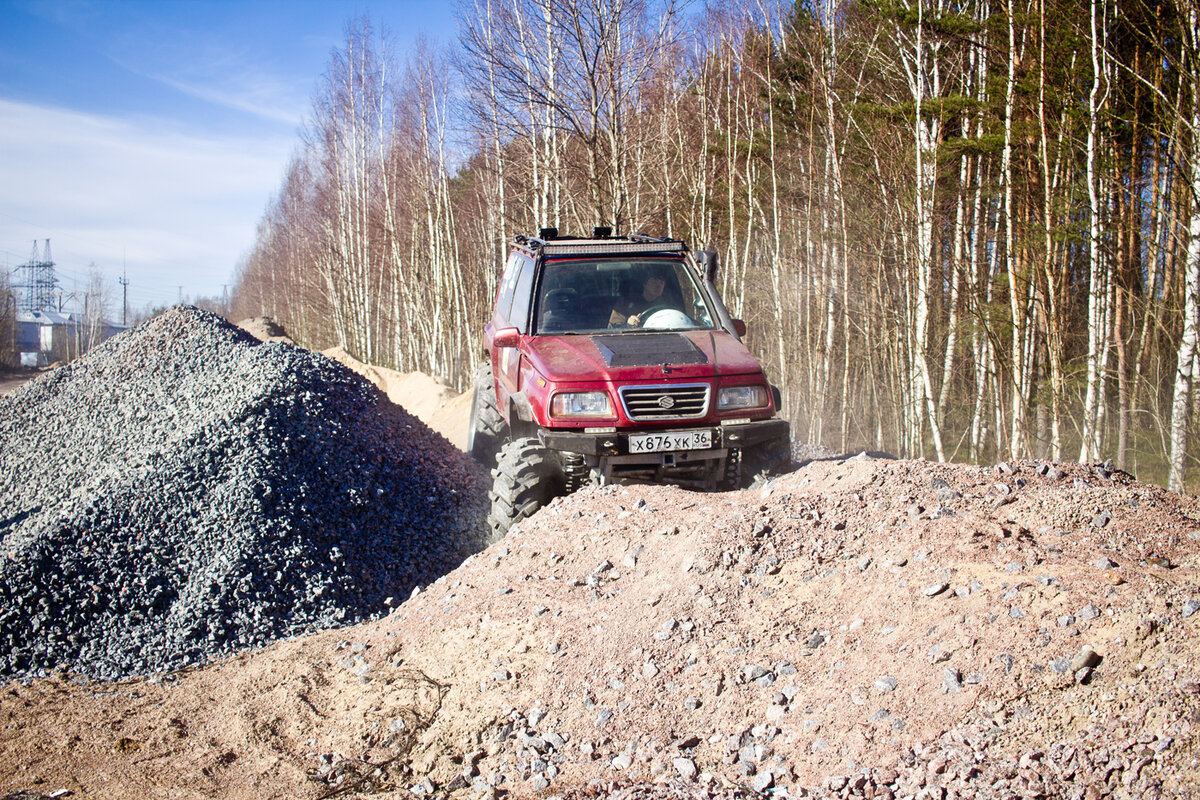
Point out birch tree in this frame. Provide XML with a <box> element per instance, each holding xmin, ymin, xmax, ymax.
<box><xmin>885</xmin><ymin>0</ymin><xmax>950</xmax><ymax>459</ymax></box>
<box><xmin>229</xmin><ymin>1</ymin><xmax>1200</xmax><ymax>492</ymax></box>
<box><xmin>1079</xmin><ymin>0</ymin><xmax>1113</xmax><ymax>462</ymax></box>
<box><xmin>1167</xmin><ymin>0</ymin><xmax>1200</xmax><ymax>492</ymax></box>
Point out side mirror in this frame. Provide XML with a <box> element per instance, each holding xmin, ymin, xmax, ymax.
<box><xmin>695</xmin><ymin>250</ymin><xmax>718</xmax><ymax>283</ymax></box>
<box><xmin>493</xmin><ymin>327</ymin><xmax>520</xmax><ymax>348</ymax></box>
<box><xmin>731</xmin><ymin>319</ymin><xmax>747</xmax><ymax>337</ymax></box>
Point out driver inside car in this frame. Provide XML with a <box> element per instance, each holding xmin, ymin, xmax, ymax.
<box><xmin>609</xmin><ymin>266</ymin><xmax>674</xmax><ymax>327</ymax></box>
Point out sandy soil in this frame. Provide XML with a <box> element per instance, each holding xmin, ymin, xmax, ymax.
<box><xmin>235</xmin><ymin>317</ymin><xmax>295</xmax><ymax>345</ymax></box>
<box><xmin>321</xmin><ymin>346</ymin><xmax>470</xmax><ymax>451</ymax></box>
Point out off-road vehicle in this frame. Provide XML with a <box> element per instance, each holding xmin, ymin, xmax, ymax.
<box><xmin>468</xmin><ymin>227</ymin><xmax>790</xmax><ymax>538</ymax></box>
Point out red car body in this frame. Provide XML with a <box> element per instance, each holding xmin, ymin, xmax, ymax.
<box><xmin>477</xmin><ymin>235</ymin><xmax>787</xmax><ymax>486</ymax></box>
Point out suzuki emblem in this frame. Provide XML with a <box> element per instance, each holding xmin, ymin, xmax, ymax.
<box><xmin>658</xmin><ymin>396</ymin><xmax>676</xmax><ymax>409</ymax></box>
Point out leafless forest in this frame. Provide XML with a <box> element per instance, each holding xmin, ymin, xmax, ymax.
<box><xmin>230</xmin><ymin>0</ymin><xmax>1200</xmax><ymax>490</ymax></box>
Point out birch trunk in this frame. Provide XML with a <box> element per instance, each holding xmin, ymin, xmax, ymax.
<box><xmin>1080</xmin><ymin>0</ymin><xmax>1111</xmax><ymax>463</ymax></box>
<box><xmin>1167</xmin><ymin>0</ymin><xmax>1200</xmax><ymax>492</ymax></box>
<box><xmin>893</xmin><ymin>0</ymin><xmax>946</xmax><ymax>460</ymax></box>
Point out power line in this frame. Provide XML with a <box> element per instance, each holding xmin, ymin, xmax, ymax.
<box><xmin>5</xmin><ymin>235</ymin><xmax>232</xmax><ymax>306</ymax></box>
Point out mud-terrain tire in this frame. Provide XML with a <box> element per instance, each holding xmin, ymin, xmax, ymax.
<box><xmin>467</xmin><ymin>362</ymin><xmax>506</xmax><ymax>466</ymax></box>
<box><xmin>741</xmin><ymin>437</ymin><xmax>792</xmax><ymax>489</ymax></box>
<box><xmin>486</xmin><ymin>437</ymin><xmax>565</xmax><ymax>541</ymax></box>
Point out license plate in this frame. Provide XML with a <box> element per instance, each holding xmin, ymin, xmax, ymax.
<box><xmin>627</xmin><ymin>429</ymin><xmax>712</xmax><ymax>453</ymax></box>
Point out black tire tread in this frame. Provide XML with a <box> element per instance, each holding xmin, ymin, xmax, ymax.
<box><xmin>486</xmin><ymin>437</ymin><xmax>564</xmax><ymax>541</ymax></box>
<box><xmin>467</xmin><ymin>362</ymin><xmax>506</xmax><ymax>466</ymax></box>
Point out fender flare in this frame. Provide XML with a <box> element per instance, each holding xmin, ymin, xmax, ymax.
<box><xmin>508</xmin><ymin>392</ymin><xmax>537</xmax><ymax>438</ymax></box>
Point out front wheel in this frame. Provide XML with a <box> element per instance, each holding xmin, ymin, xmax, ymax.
<box><xmin>467</xmin><ymin>362</ymin><xmax>505</xmax><ymax>466</ymax></box>
<box><xmin>486</xmin><ymin>437</ymin><xmax>565</xmax><ymax>542</ymax></box>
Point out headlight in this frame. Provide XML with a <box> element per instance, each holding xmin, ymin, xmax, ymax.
<box><xmin>551</xmin><ymin>391</ymin><xmax>613</xmax><ymax>418</ymax></box>
<box><xmin>718</xmin><ymin>385</ymin><xmax>769</xmax><ymax>411</ymax></box>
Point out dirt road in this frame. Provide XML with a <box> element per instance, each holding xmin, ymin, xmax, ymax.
<box><xmin>0</xmin><ymin>374</ymin><xmax>30</xmax><ymax>396</ymax></box>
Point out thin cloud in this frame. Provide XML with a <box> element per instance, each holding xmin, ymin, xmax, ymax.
<box><xmin>0</xmin><ymin>99</ymin><xmax>293</xmax><ymax>300</ymax></box>
<box><xmin>152</xmin><ymin>72</ymin><xmax>306</xmax><ymax>126</ymax></box>
<box><xmin>108</xmin><ymin>38</ymin><xmax>311</xmax><ymax>127</ymax></box>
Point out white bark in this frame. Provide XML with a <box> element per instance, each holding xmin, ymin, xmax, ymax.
<box><xmin>1167</xmin><ymin>1</ymin><xmax>1200</xmax><ymax>492</ymax></box>
<box><xmin>894</xmin><ymin>0</ymin><xmax>946</xmax><ymax>461</ymax></box>
<box><xmin>1002</xmin><ymin>0</ymin><xmax>1028</xmax><ymax>461</ymax></box>
<box><xmin>1079</xmin><ymin>0</ymin><xmax>1111</xmax><ymax>462</ymax></box>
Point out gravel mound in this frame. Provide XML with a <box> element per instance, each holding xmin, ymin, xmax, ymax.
<box><xmin>370</xmin><ymin>458</ymin><xmax>1199</xmax><ymax>798</ymax></box>
<box><xmin>0</xmin><ymin>306</ymin><xmax>486</xmax><ymax>682</ymax></box>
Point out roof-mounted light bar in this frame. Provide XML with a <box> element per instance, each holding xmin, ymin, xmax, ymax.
<box><xmin>541</xmin><ymin>240</ymin><xmax>686</xmax><ymax>255</ymax></box>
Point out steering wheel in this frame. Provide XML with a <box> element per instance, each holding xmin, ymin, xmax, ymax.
<box><xmin>642</xmin><ymin>308</ymin><xmax>697</xmax><ymax>330</ymax></box>
<box><xmin>630</xmin><ymin>303</ymin><xmax>673</xmax><ymax>327</ymax></box>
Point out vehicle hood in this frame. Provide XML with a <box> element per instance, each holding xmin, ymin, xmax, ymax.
<box><xmin>524</xmin><ymin>330</ymin><xmax>763</xmax><ymax>383</ymax></box>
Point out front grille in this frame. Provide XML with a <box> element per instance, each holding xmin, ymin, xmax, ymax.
<box><xmin>619</xmin><ymin>383</ymin><xmax>710</xmax><ymax>420</ymax></box>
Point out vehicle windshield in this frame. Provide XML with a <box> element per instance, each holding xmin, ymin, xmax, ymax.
<box><xmin>535</xmin><ymin>257</ymin><xmax>717</xmax><ymax>334</ymax></box>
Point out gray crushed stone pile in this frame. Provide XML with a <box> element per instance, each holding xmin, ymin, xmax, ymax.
<box><xmin>0</xmin><ymin>306</ymin><xmax>486</xmax><ymax>682</ymax></box>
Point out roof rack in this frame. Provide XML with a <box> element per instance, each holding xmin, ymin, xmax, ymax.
<box><xmin>514</xmin><ymin>229</ymin><xmax>687</xmax><ymax>255</ymax></box>
<box><xmin>516</xmin><ymin>234</ymin><xmax>546</xmax><ymax>249</ymax></box>
<box><xmin>627</xmin><ymin>232</ymin><xmax>673</xmax><ymax>244</ymax></box>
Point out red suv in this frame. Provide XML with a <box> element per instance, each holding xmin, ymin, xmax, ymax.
<box><xmin>469</xmin><ymin>227</ymin><xmax>790</xmax><ymax>538</ymax></box>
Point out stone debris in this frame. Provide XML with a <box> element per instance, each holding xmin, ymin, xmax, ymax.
<box><xmin>0</xmin><ymin>307</ymin><xmax>486</xmax><ymax>681</ymax></box>
<box><xmin>364</xmin><ymin>456</ymin><xmax>1200</xmax><ymax>800</ymax></box>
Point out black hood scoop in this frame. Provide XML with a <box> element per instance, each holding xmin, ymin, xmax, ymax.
<box><xmin>591</xmin><ymin>333</ymin><xmax>708</xmax><ymax>367</ymax></box>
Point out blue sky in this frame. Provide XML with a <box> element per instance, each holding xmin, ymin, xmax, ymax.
<box><xmin>0</xmin><ymin>0</ymin><xmax>458</xmax><ymax>314</ymax></box>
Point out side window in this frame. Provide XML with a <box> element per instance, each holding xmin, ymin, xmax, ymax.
<box><xmin>508</xmin><ymin>256</ymin><xmax>536</xmax><ymax>333</ymax></box>
<box><xmin>672</xmin><ymin>262</ymin><xmax>715</xmax><ymax>328</ymax></box>
<box><xmin>495</xmin><ymin>253</ymin><xmax>522</xmax><ymax>324</ymax></box>
<box><xmin>675</xmin><ymin>265</ymin><xmax>697</xmax><ymax>308</ymax></box>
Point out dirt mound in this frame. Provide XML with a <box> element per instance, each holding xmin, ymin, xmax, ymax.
<box><xmin>1</xmin><ymin>456</ymin><xmax>1198</xmax><ymax>799</ymax></box>
<box><xmin>0</xmin><ymin>306</ymin><xmax>487</xmax><ymax>682</ymax></box>
<box><xmin>322</xmin><ymin>346</ymin><xmax>469</xmax><ymax>450</ymax></box>
<box><xmin>236</xmin><ymin>315</ymin><xmax>294</xmax><ymax>344</ymax></box>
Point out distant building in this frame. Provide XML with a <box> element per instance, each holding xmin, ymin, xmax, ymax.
<box><xmin>16</xmin><ymin>310</ymin><xmax>127</xmax><ymax>367</ymax></box>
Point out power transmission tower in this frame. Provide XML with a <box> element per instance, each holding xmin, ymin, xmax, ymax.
<box><xmin>14</xmin><ymin>239</ymin><xmax>58</xmax><ymax>313</ymax></box>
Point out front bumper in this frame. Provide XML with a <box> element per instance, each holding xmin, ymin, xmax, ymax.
<box><xmin>539</xmin><ymin>418</ymin><xmax>790</xmax><ymax>457</ymax></box>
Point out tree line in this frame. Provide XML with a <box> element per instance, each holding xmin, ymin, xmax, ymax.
<box><xmin>0</xmin><ymin>269</ymin><xmax>15</xmax><ymax>368</ymax></box>
<box><xmin>231</xmin><ymin>0</ymin><xmax>1200</xmax><ymax>490</ymax></box>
